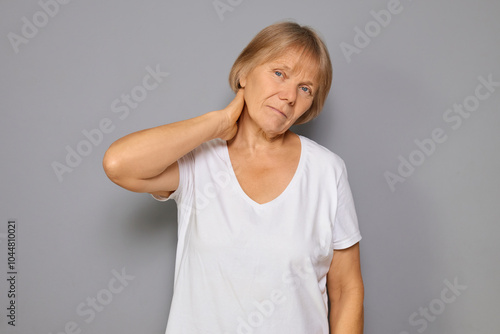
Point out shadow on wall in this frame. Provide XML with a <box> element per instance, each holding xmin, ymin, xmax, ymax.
<box><xmin>100</xmin><ymin>191</ymin><xmax>179</xmax><ymax>251</ymax></box>
<box><xmin>125</xmin><ymin>197</ymin><xmax>178</xmax><ymax>241</ymax></box>
<box><xmin>99</xmin><ymin>191</ymin><xmax>179</xmax><ymax>329</ymax></box>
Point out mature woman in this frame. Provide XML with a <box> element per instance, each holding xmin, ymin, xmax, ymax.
<box><xmin>103</xmin><ymin>21</ymin><xmax>363</xmax><ymax>333</ymax></box>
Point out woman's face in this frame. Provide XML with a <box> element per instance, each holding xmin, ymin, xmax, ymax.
<box><xmin>240</xmin><ymin>49</ymin><xmax>319</xmax><ymax>137</ymax></box>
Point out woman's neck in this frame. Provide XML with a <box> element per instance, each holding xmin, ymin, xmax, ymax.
<box><xmin>227</xmin><ymin>107</ymin><xmax>292</xmax><ymax>154</ymax></box>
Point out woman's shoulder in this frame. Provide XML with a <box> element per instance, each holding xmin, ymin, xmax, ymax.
<box><xmin>298</xmin><ymin>135</ymin><xmax>346</xmax><ymax>168</ymax></box>
<box><xmin>198</xmin><ymin>138</ymin><xmax>226</xmax><ymax>151</ymax></box>
<box><xmin>191</xmin><ymin>138</ymin><xmax>227</xmax><ymax>161</ymax></box>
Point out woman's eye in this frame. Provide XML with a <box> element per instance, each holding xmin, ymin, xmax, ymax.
<box><xmin>275</xmin><ymin>71</ymin><xmax>283</xmax><ymax>77</ymax></box>
<box><xmin>301</xmin><ymin>86</ymin><xmax>311</xmax><ymax>94</ymax></box>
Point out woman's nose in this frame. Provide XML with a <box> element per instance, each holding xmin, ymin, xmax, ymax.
<box><xmin>278</xmin><ymin>82</ymin><xmax>297</xmax><ymax>105</ymax></box>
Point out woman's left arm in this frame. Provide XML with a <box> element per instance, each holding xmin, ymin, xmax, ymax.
<box><xmin>327</xmin><ymin>242</ymin><xmax>364</xmax><ymax>334</ymax></box>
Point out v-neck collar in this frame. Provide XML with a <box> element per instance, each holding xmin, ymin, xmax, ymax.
<box><xmin>221</xmin><ymin>135</ymin><xmax>306</xmax><ymax>209</ymax></box>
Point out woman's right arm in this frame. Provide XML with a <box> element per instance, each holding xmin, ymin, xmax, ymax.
<box><xmin>102</xmin><ymin>89</ymin><xmax>244</xmax><ymax>197</ymax></box>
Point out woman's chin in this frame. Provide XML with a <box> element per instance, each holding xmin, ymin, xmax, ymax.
<box><xmin>260</xmin><ymin>123</ymin><xmax>288</xmax><ymax>138</ymax></box>
<box><xmin>244</xmin><ymin>112</ymin><xmax>289</xmax><ymax>138</ymax></box>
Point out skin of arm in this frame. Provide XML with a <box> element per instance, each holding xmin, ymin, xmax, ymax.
<box><xmin>327</xmin><ymin>242</ymin><xmax>364</xmax><ymax>334</ymax></box>
<box><xmin>102</xmin><ymin>90</ymin><xmax>245</xmax><ymax>196</ymax></box>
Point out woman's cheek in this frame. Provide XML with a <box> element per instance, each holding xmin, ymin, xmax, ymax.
<box><xmin>243</xmin><ymin>95</ymin><xmax>258</xmax><ymax>116</ymax></box>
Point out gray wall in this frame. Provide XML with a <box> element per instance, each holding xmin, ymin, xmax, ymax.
<box><xmin>1</xmin><ymin>0</ymin><xmax>499</xmax><ymax>333</ymax></box>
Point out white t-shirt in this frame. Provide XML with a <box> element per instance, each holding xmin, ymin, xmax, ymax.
<box><xmin>152</xmin><ymin>135</ymin><xmax>361</xmax><ymax>334</ymax></box>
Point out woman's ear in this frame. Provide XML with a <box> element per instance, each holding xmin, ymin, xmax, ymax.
<box><xmin>239</xmin><ymin>73</ymin><xmax>247</xmax><ymax>88</ymax></box>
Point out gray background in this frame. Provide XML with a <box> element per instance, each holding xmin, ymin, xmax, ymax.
<box><xmin>1</xmin><ymin>0</ymin><xmax>499</xmax><ymax>333</ymax></box>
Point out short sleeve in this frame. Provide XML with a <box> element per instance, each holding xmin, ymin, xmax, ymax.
<box><xmin>150</xmin><ymin>150</ymin><xmax>195</xmax><ymax>204</ymax></box>
<box><xmin>331</xmin><ymin>160</ymin><xmax>362</xmax><ymax>249</ymax></box>
<box><xmin>151</xmin><ymin>193</ymin><xmax>170</xmax><ymax>201</ymax></box>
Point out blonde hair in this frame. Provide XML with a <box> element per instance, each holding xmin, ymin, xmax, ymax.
<box><xmin>229</xmin><ymin>21</ymin><xmax>333</xmax><ymax>125</ymax></box>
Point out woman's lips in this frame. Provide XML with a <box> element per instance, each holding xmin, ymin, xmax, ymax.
<box><xmin>268</xmin><ymin>106</ymin><xmax>287</xmax><ymax>118</ymax></box>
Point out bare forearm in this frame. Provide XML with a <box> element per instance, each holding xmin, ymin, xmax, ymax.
<box><xmin>329</xmin><ymin>287</ymin><xmax>364</xmax><ymax>334</ymax></box>
<box><xmin>103</xmin><ymin>111</ymin><xmax>220</xmax><ymax>180</ymax></box>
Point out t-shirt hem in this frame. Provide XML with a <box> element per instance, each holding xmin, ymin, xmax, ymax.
<box><xmin>150</xmin><ymin>186</ymin><xmax>182</xmax><ymax>202</ymax></box>
<box><xmin>150</xmin><ymin>193</ymin><xmax>171</xmax><ymax>201</ymax></box>
<box><xmin>332</xmin><ymin>233</ymin><xmax>362</xmax><ymax>250</ymax></box>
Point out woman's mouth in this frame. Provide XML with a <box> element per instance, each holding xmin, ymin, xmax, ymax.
<box><xmin>268</xmin><ymin>106</ymin><xmax>287</xmax><ymax>118</ymax></box>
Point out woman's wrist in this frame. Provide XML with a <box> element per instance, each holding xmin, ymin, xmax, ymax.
<box><xmin>205</xmin><ymin>109</ymin><xmax>233</xmax><ymax>141</ymax></box>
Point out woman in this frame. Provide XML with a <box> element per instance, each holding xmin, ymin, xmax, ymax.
<box><xmin>103</xmin><ymin>21</ymin><xmax>364</xmax><ymax>333</ymax></box>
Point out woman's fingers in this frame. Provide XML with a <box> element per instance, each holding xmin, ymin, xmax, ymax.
<box><xmin>218</xmin><ymin>89</ymin><xmax>245</xmax><ymax>140</ymax></box>
<box><xmin>229</xmin><ymin>89</ymin><xmax>245</xmax><ymax>115</ymax></box>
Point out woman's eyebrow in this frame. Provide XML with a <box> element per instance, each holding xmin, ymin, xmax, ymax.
<box><xmin>269</xmin><ymin>63</ymin><xmax>291</xmax><ymax>70</ymax></box>
<box><xmin>303</xmin><ymin>81</ymin><xmax>315</xmax><ymax>87</ymax></box>
<box><xmin>296</xmin><ymin>74</ymin><xmax>316</xmax><ymax>87</ymax></box>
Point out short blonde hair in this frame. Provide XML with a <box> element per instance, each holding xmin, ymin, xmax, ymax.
<box><xmin>229</xmin><ymin>21</ymin><xmax>333</xmax><ymax>125</ymax></box>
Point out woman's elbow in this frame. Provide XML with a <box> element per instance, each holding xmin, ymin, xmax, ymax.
<box><xmin>102</xmin><ymin>147</ymin><xmax>131</xmax><ymax>186</ymax></box>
